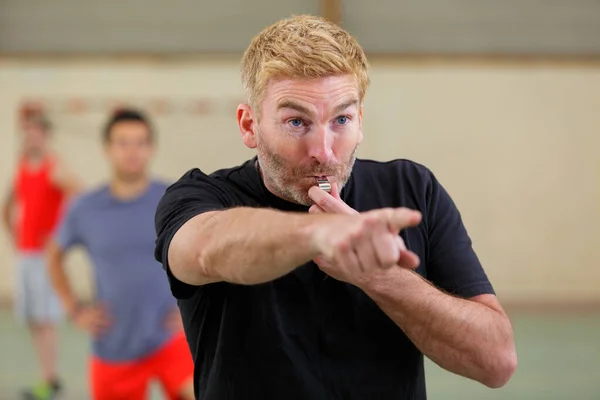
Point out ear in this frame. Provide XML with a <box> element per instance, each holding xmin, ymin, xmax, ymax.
<box><xmin>237</xmin><ymin>104</ymin><xmax>258</xmax><ymax>149</ymax></box>
<box><xmin>357</xmin><ymin>104</ymin><xmax>364</xmax><ymax>144</ymax></box>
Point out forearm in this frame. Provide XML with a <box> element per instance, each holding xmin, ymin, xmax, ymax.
<box><xmin>47</xmin><ymin>244</ymin><xmax>79</xmax><ymax>316</ymax></box>
<box><xmin>363</xmin><ymin>268</ymin><xmax>516</xmax><ymax>388</ymax></box>
<box><xmin>171</xmin><ymin>207</ymin><xmax>326</xmax><ymax>286</ymax></box>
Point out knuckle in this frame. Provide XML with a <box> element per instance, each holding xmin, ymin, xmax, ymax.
<box><xmin>334</xmin><ymin>239</ymin><xmax>351</xmax><ymax>253</ymax></box>
<box><xmin>382</xmin><ymin>253</ymin><xmax>398</xmax><ymax>266</ymax></box>
<box><xmin>380</xmin><ymin>257</ymin><xmax>396</xmax><ymax>268</ymax></box>
<box><xmin>351</xmin><ymin>227</ymin><xmax>366</xmax><ymax>242</ymax></box>
<box><xmin>379</xmin><ymin>240</ymin><xmax>400</xmax><ymax>265</ymax></box>
<box><xmin>362</xmin><ymin>216</ymin><xmax>377</xmax><ymax>228</ymax></box>
<box><xmin>375</xmin><ymin>207</ymin><xmax>394</xmax><ymax>221</ymax></box>
<box><xmin>396</xmin><ymin>235</ymin><xmax>407</xmax><ymax>250</ymax></box>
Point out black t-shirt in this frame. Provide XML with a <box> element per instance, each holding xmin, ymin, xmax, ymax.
<box><xmin>154</xmin><ymin>157</ymin><xmax>494</xmax><ymax>400</ymax></box>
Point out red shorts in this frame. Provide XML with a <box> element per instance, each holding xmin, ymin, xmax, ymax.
<box><xmin>90</xmin><ymin>332</ymin><xmax>194</xmax><ymax>400</ymax></box>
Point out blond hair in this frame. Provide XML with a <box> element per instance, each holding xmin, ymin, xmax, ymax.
<box><xmin>241</xmin><ymin>15</ymin><xmax>370</xmax><ymax>111</ymax></box>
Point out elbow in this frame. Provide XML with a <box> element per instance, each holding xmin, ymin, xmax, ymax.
<box><xmin>170</xmin><ymin>244</ymin><xmax>221</xmax><ymax>286</ymax></box>
<box><xmin>168</xmin><ymin>248</ymin><xmax>213</xmax><ymax>286</ymax></box>
<box><xmin>482</xmin><ymin>346</ymin><xmax>518</xmax><ymax>389</ymax></box>
<box><xmin>195</xmin><ymin>248</ymin><xmax>216</xmax><ymax>280</ymax></box>
<box><xmin>197</xmin><ymin>248</ymin><xmax>248</xmax><ymax>285</ymax></box>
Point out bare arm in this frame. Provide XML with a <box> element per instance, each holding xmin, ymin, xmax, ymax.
<box><xmin>362</xmin><ymin>268</ymin><xmax>517</xmax><ymax>388</ymax></box>
<box><xmin>169</xmin><ymin>207</ymin><xmax>326</xmax><ymax>286</ymax></box>
<box><xmin>47</xmin><ymin>239</ymin><xmax>112</xmax><ymax>335</ymax></box>
<box><xmin>46</xmin><ymin>240</ymin><xmax>80</xmax><ymax>316</ymax></box>
<box><xmin>2</xmin><ymin>189</ymin><xmax>15</xmax><ymax>241</ymax></box>
<box><xmin>308</xmin><ymin>181</ymin><xmax>517</xmax><ymax>388</ymax></box>
<box><xmin>168</xmin><ymin>205</ymin><xmax>420</xmax><ymax>289</ymax></box>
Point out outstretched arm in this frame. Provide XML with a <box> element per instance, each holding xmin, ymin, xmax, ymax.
<box><xmin>157</xmin><ymin>170</ymin><xmax>421</xmax><ymax>291</ymax></box>
<box><xmin>168</xmin><ymin>208</ymin><xmax>324</xmax><ymax>286</ymax></box>
<box><xmin>166</xmin><ymin>205</ymin><xmax>420</xmax><ymax>288</ymax></box>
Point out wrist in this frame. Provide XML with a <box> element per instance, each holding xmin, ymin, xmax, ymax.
<box><xmin>66</xmin><ymin>300</ymin><xmax>85</xmax><ymax>321</ymax></box>
<box><xmin>298</xmin><ymin>212</ymin><xmax>333</xmax><ymax>258</ymax></box>
<box><xmin>359</xmin><ymin>266</ymin><xmax>415</xmax><ymax>297</ymax></box>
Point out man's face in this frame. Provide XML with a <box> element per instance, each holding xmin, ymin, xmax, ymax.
<box><xmin>104</xmin><ymin>121</ymin><xmax>154</xmax><ymax>181</ymax></box>
<box><xmin>242</xmin><ymin>75</ymin><xmax>363</xmax><ymax>205</ymax></box>
<box><xmin>21</xmin><ymin>121</ymin><xmax>48</xmax><ymax>156</ymax></box>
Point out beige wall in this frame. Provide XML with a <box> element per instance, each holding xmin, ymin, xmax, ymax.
<box><xmin>1</xmin><ymin>57</ymin><xmax>599</xmax><ymax>305</ymax></box>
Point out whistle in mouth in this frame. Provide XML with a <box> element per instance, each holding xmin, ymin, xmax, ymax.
<box><xmin>316</xmin><ymin>178</ymin><xmax>331</xmax><ymax>193</ymax></box>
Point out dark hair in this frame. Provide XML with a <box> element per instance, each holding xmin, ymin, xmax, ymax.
<box><xmin>103</xmin><ymin>108</ymin><xmax>154</xmax><ymax>143</ymax></box>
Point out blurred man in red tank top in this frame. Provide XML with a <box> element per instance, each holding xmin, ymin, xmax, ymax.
<box><xmin>2</xmin><ymin>113</ymin><xmax>82</xmax><ymax>400</ymax></box>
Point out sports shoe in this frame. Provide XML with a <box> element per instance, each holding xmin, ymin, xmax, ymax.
<box><xmin>21</xmin><ymin>379</ymin><xmax>62</xmax><ymax>400</ymax></box>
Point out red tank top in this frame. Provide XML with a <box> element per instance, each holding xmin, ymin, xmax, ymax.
<box><xmin>14</xmin><ymin>156</ymin><xmax>65</xmax><ymax>251</ymax></box>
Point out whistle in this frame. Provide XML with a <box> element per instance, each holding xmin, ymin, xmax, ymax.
<box><xmin>317</xmin><ymin>178</ymin><xmax>331</xmax><ymax>193</ymax></box>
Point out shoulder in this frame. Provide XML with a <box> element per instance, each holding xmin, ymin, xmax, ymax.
<box><xmin>176</xmin><ymin>167</ymin><xmax>213</xmax><ymax>182</ymax></box>
<box><xmin>166</xmin><ymin>160</ymin><xmax>255</xmax><ymax>195</ymax></box>
<box><xmin>177</xmin><ymin>161</ymin><xmax>251</xmax><ymax>183</ymax></box>
<box><xmin>156</xmin><ymin>161</ymin><xmax>256</xmax><ymax>219</ymax></box>
<box><xmin>157</xmin><ymin>166</ymin><xmax>234</xmax><ymax>209</ymax></box>
<box><xmin>164</xmin><ymin>168</ymin><xmax>222</xmax><ymax>194</ymax></box>
<box><xmin>46</xmin><ymin>152</ymin><xmax>68</xmax><ymax>172</ymax></box>
<box><xmin>149</xmin><ymin>179</ymin><xmax>171</xmax><ymax>193</ymax></box>
<box><xmin>46</xmin><ymin>153</ymin><xmax>81</xmax><ymax>188</ymax></box>
<box><xmin>67</xmin><ymin>185</ymin><xmax>109</xmax><ymax>213</ymax></box>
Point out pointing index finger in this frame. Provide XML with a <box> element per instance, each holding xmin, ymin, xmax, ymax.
<box><xmin>387</xmin><ymin>208</ymin><xmax>422</xmax><ymax>232</ymax></box>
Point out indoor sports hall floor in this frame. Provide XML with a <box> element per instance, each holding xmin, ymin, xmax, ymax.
<box><xmin>1</xmin><ymin>309</ymin><xmax>599</xmax><ymax>399</ymax></box>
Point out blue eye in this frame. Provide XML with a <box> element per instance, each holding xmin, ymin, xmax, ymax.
<box><xmin>289</xmin><ymin>118</ymin><xmax>303</xmax><ymax>127</ymax></box>
<box><xmin>336</xmin><ymin>116</ymin><xmax>348</xmax><ymax>125</ymax></box>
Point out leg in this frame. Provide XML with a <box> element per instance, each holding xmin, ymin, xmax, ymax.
<box><xmin>28</xmin><ymin>321</ymin><xmax>59</xmax><ymax>382</ymax></box>
<box><xmin>90</xmin><ymin>357</ymin><xmax>151</xmax><ymax>400</ymax></box>
<box><xmin>16</xmin><ymin>254</ymin><xmax>63</xmax><ymax>398</ymax></box>
<box><xmin>151</xmin><ymin>333</ymin><xmax>195</xmax><ymax>400</ymax></box>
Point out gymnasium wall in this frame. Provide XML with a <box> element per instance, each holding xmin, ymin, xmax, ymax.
<box><xmin>1</xmin><ymin>57</ymin><xmax>599</xmax><ymax>306</ymax></box>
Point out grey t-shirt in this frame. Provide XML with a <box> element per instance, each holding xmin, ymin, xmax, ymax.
<box><xmin>56</xmin><ymin>180</ymin><xmax>178</xmax><ymax>362</ymax></box>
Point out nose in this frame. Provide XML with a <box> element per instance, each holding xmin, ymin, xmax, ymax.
<box><xmin>307</xmin><ymin>125</ymin><xmax>333</xmax><ymax>165</ymax></box>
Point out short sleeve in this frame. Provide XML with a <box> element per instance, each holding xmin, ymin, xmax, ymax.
<box><xmin>154</xmin><ymin>169</ymin><xmax>230</xmax><ymax>299</ymax></box>
<box><xmin>54</xmin><ymin>197</ymin><xmax>84</xmax><ymax>250</ymax></box>
<box><xmin>425</xmin><ymin>172</ymin><xmax>495</xmax><ymax>298</ymax></box>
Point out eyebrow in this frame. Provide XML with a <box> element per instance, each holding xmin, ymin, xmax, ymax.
<box><xmin>333</xmin><ymin>98</ymin><xmax>359</xmax><ymax>114</ymax></box>
<box><xmin>277</xmin><ymin>100</ymin><xmax>312</xmax><ymax>116</ymax></box>
<box><xmin>277</xmin><ymin>97</ymin><xmax>360</xmax><ymax>117</ymax></box>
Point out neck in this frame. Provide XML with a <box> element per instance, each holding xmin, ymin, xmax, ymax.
<box><xmin>109</xmin><ymin>175</ymin><xmax>150</xmax><ymax>200</ymax></box>
<box><xmin>23</xmin><ymin>149</ymin><xmax>47</xmax><ymax>165</ymax></box>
